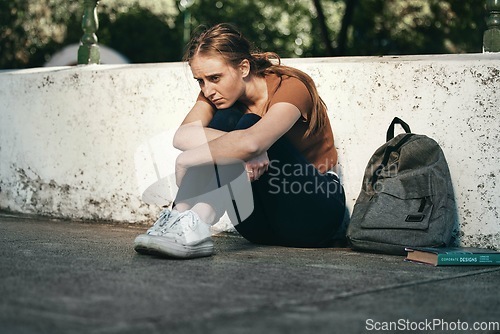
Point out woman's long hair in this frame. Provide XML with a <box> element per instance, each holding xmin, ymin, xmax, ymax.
<box><xmin>183</xmin><ymin>23</ymin><xmax>328</xmax><ymax>138</ymax></box>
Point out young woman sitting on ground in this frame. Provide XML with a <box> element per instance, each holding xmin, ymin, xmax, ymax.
<box><xmin>134</xmin><ymin>23</ymin><xmax>346</xmax><ymax>259</ymax></box>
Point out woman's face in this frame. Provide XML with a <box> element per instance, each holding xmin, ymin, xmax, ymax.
<box><xmin>190</xmin><ymin>54</ymin><xmax>246</xmax><ymax>109</ymax></box>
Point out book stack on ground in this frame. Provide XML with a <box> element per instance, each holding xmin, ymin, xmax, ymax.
<box><xmin>405</xmin><ymin>247</ymin><xmax>500</xmax><ymax>266</ymax></box>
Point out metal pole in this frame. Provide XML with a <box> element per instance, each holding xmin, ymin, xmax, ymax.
<box><xmin>179</xmin><ymin>0</ymin><xmax>195</xmax><ymax>47</ymax></box>
<box><xmin>78</xmin><ymin>0</ymin><xmax>100</xmax><ymax>64</ymax></box>
<box><xmin>483</xmin><ymin>0</ymin><xmax>500</xmax><ymax>52</ymax></box>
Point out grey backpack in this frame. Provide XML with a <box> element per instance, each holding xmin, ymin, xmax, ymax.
<box><xmin>347</xmin><ymin>118</ymin><xmax>456</xmax><ymax>255</ymax></box>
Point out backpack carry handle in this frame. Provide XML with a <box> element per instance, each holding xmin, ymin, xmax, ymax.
<box><xmin>387</xmin><ymin>117</ymin><xmax>411</xmax><ymax>142</ymax></box>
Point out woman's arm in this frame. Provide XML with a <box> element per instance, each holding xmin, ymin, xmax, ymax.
<box><xmin>172</xmin><ymin>101</ymin><xmax>227</xmax><ymax>151</ymax></box>
<box><xmin>175</xmin><ymin>102</ymin><xmax>301</xmax><ymax>184</ymax></box>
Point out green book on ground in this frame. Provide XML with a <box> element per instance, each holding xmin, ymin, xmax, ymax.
<box><xmin>404</xmin><ymin>247</ymin><xmax>500</xmax><ymax>266</ymax></box>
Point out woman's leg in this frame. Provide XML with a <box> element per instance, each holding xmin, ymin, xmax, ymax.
<box><xmin>172</xmin><ymin>107</ymin><xmax>246</xmax><ymax>224</ymax></box>
<box><xmin>230</xmin><ymin>115</ymin><xmax>346</xmax><ymax>247</ymax></box>
<box><xmin>172</xmin><ymin>108</ymin><xmax>345</xmax><ymax>248</ymax></box>
<box><xmin>134</xmin><ymin>107</ymin><xmax>247</xmax><ymax>258</ymax></box>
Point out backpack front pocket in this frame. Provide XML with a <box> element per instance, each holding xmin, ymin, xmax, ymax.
<box><xmin>360</xmin><ymin>172</ymin><xmax>434</xmax><ymax>231</ymax></box>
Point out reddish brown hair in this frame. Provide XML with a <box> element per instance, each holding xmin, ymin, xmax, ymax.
<box><xmin>183</xmin><ymin>23</ymin><xmax>328</xmax><ymax>137</ymax></box>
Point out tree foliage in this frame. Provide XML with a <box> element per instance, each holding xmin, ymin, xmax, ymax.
<box><xmin>0</xmin><ymin>1</ymin><xmax>82</xmax><ymax>68</ymax></box>
<box><xmin>187</xmin><ymin>0</ymin><xmax>314</xmax><ymax>57</ymax></box>
<box><xmin>347</xmin><ymin>0</ymin><xmax>486</xmax><ymax>55</ymax></box>
<box><xmin>0</xmin><ymin>0</ymin><xmax>489</xmax><ymax>69</ymax></box>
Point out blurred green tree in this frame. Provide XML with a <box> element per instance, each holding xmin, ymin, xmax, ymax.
<box><xmin>346</xmin><ymin>0</ymin><xmax>486</xmax><ymax>55</ymax></box>
<box><xmin>98</xmin><ymin>5</ymin><xmax>182</xmax><ymax>63</ymax></box>
<box><xmin>0</xmin><ymin>0</ymin><xmax>489</xmax><ymax>69</ymax></box>
<box><xmin>186</xmin><ymin>0</ymin><xmax>314</xmax><ymax>57</ymax></box>
<box><xmin>0</xmin><ymin>1</ymin><xmax>82</xmax><ymax>68</ymax></box>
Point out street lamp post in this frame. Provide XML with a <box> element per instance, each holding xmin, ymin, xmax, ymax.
<box><xmin>484</xmin><ymin>0</ymin><xmax>500</xmax><ymax>52</ymax></box>
<box><xmin>179</xmin><ymin>0</ymin><xmax>195</xmax><ymax>48</ymax></box>
<box><xmin>78</xmin><ymin>0</ymin><xmax>100</xmax><ymax>64</ymax></box>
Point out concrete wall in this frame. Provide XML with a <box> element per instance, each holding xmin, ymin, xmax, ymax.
<box><xmin>1</xmin><ymin>54</ymin><xmax>499</xmax><ymax>249</ymax></box>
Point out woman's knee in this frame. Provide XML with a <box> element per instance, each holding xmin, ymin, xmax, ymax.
<box><xmin>208</xmin><ymin>107</ymin><xmax>244</xmax><ymax>132</ymax></box>
<box><xmin>234</xmin><ymin>113</ymin><xmax>261</xmax><ymax>130</ymax></box>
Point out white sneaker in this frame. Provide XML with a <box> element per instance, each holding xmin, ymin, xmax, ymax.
<box><xmin>147</xmin><ymin>208</ymin><xmax>180</xmax><ymax>236</ymax></box>
<box><xmin>134</xmin><ymin>208</ymin><xmax>179</xmax><ymax>255</ymax></box>
<box><xmin>136</xmin><ymin>210</ymin><xmax>214</xmax><ymax>259</ymax></box>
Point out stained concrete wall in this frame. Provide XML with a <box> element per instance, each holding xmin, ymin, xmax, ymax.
<box><xmin>0</xmin><ymin>54</ymin><xmax>499</xmax><ymax>248</ymax></box>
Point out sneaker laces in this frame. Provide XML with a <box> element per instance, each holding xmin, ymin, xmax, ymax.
<box><xmin>159</xmin><ymin>210</ymin><xmax>198</xmax><ymax>235</ymax></box>
<box><xmin>147</xmin><ymin>209</ymin><xmax>176</xmax><ymax>234</ymax></box>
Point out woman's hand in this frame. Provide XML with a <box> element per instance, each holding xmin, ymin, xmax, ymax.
<box><xmin>245</xmin><ymin>151</ymin><xmax>269</xmax><ymax>182</ymax></box>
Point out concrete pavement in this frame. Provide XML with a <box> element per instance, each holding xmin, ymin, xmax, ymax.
<box><xmin>0</xmin><ymin>211</ymin><xmax>499</xmax><ymax>334</ymax></box>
